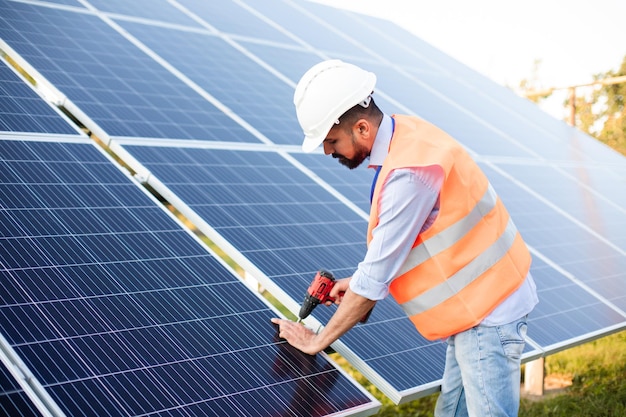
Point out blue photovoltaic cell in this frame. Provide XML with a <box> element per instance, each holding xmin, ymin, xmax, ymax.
<box><xmin>115</xmin><ymin>19</ymin><xmax>302</xmax><ymax>145</ymax></box>
<box><xmin>494</xmin><ymin>163</ymin><xmax>626</xmax><ymax>247</ymax></box>
<box><xmin>0</xmin><ymin>138</ymin><xmax>377</xmax><ymax>417</ymax></box>
<box><xmin>235</xmin><ymin>42</ymin><xmax>323</xmax><ymax>85</ymax></box>
<box><xmin>242</xmin><ymin>0</ymin><xmax>361</xmax><ymax>60</ymax></box>
<box><xmin>527</xmin><ymin>257</ymin><xmax>625</xmax><ymax>349</ymax></box>
<box><xmin>30</xmin><ymin>0</ymin><xmax>82</xmax><ymax>6</ymax></box>
<box><xmin>175</xmin><ymin>0</ymin><xmax>299</xmax><ymax>45</ymax></box>
<box><xmin>291</xmin><ymin>1</ymin><xmax>449</xmax><ymax>71</ymax></box>
<box><xmin>87</xmin><ymin>0</ymin><xmax>203</xmax><ymax>27</ymax></box>
<box><xmin>122</xmin><ymin>144</ymin><xmax>447</xmax><ymax>398</ymax></box>
<box><xmin>0</xmin><ymin>360</ymin><xmax>43</xmax><ymax>417</ymax></box>
<box><xmin>0</xmin><ymin>0</ymin><xmax>259</xmax><ymax>142</ymax></box>
<box><xmin>0</xmin><ymin>58</ymin><xmax>77</xmax><ymax>134</ymax></box>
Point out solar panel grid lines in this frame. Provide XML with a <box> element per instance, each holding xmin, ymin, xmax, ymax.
<box><xmin>170</xmin><ymin>0</ymin><xmax>299</xmax><ymax>46</ymax></box>
<box><xmin>29</xmin><ymin>0</ymin><xmax>83</xmax><ymax>7</ymax></box>
<box><xmin>480</xmin><ymin>162</ymin><xmax>625</xmax><ymax>254</ymax></box>
<box><xmin>80</xmin><ymin>2</ymin><xmax>287</xmax><ymax>147</ymax></box>
<box><xmin>0</xmin><ymin>55</ymin><xmax>79</xmax><ymax>136</ymax></box>
<box><xmin>0</xmin><ymin>0</ymin><xmax>261</xmax><ymax>143</ymax></box>
<box><xmin>80</xmin><ymin>0</ymin><xmax>205</xmax><ymax>28</ymax></box>
<box><xmin>107</xmin><ymin>18</ymin><xmax>297</xmax><ymax>146</ymax></box>
<box><xmin>0</xmin><ymin>137</ymin><xmax>380</xmax><ymax>416</ymax></box>
<box><xmin>94</xmin><ymin>0</ymin><xmax>326</xmax><ymax>148</ymax></box>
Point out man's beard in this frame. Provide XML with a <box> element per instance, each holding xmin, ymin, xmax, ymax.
<box><xmin>332</xmin><ymin>134</ymin><xmax>369</xmax><ymax>169</ymax></box>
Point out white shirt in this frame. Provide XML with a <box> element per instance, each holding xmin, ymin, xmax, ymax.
<box><xmin>350</xmin><ymin>114</ymin><xmax>538</xmax><ymax>326</ymax></box>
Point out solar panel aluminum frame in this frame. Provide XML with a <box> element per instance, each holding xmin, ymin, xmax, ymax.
<box><xmin>0</xmin><ymin>135</ymin><xmax>381</xmax><ymax>417</ymax></box>
<box><xmin>0</xmin><ymin>332</ymin><xmax>63</xmax><ymax>417</ymax></box>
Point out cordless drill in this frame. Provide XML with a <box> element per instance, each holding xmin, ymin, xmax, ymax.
<box><xmin>297</xmin><ymin>269</ymin><xmax>373</xmax><ymax>323</ymax></box>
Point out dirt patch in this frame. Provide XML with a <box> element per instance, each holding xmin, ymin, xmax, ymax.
<box><xmin>522</xmin><ymin>375</ymin><xmax>573</xmax><ymax>401</ymax></box>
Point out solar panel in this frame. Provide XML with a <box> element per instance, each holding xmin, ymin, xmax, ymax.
<box><xmin>0</xmin><ymin>0</ymin><xmax>258</xmax><ymax>142</ymax></box>
<box><xmin>1</xmin><ymin>0</ymin><xmax>624</xmax><ymax>407</ymax></box>
<box><xmin>292</xmin><ymin>153</ymin><xmax>375</xmax><ymax>213</ymax></box>
<box><xmin>0</xmin><ymin>137</ymin><xmax>379</xmax><ymax>416</ymax></box>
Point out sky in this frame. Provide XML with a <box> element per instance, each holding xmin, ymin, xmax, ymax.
<box><xmin>311</xmin><ymin>0</ymin><xmax>626</xmax><ymax>119</ymax></box>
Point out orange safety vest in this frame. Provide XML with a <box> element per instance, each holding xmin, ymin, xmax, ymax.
<box><xmin>368</xmin><ymin>115</ymin><xmax>531</xmax><ymax>340</ymax></box>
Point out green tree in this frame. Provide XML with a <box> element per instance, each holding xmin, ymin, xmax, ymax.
<box><xmin>519</xmin><ymin>55</ymin><xmax>626</xmax><ymax>156</ymax></box>
<box><xmin>518</xmin><ymin>59</ymin><xmax>550</xmax><ymax>104</ymax></box>
<box><xmin>569</xmin><ymin>55</ymin><xmax>626</xmax><ymax>156</ymax></box>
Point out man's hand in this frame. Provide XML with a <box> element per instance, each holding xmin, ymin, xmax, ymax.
<box><xmin>271</xmin><ymin>285</ymin><xmax>377</xmax><ymax>355</ymax></box>
<box><xmin>325</xmin><ymin>277</ymin><xmax>350</xmax><ymax>305</ymax></box>
<box><xmin>270</xmin><ymin>318</ymin><xmax>324</xmax><ymax>355</ymax></box>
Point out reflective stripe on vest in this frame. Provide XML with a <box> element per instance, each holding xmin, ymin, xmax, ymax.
<box><xmin>396</xmin><ymin>183</ymin><xmax>498</xmax><ymax>278</ymax></box>
<box><xmin>399</xmin><ymin>216</ymin><xmax>519</xmax><ymax>316</ymax></box>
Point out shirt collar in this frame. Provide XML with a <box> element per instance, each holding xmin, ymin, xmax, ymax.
<box><xmin>369</xmin><ymin>113</ymin><xmax>393</xmax><ymax>167</ymax></box>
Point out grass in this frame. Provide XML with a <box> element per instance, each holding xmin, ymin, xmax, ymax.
<box><xmin>519</xmin><ymin>330</ymin><xmax>626</xmax><ymax>417</ymax></box>
<box><xmin>329</xmin><ymin>330</ymin><xmax>625</xmax><ymax>417</ymax></box>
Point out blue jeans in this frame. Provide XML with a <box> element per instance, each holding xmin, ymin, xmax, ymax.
<box><xmin>434</xmin><ymin>316</ymin><xmax>528</xmax><ymax>417</ymax></box>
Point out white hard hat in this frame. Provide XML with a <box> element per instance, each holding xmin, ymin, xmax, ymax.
<box><xmin>293</xmin><ymin>59</ymin><xmax>376</xmax><ymax>152</ymax></box>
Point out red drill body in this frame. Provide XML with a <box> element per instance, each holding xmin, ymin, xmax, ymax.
<box><xmin>297</xmin><ymin>270</ymin><xmax>372</xmax><ymax>323</ymax></box>
<box><xmin>298</xmin><ymin>270</ymin><xmax>339</xmax><ymax>321</ymax></box>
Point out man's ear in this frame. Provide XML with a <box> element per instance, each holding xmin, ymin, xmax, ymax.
<box><xmin>354</xmin><ymin>119</ymin><xmax>369</xmax><ymax>137</ymax></box>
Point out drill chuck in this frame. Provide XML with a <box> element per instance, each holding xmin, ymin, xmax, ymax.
<box><xmin>298</xmin><ymin>293</ymin><xmax>319</xmax><ymax>321</ymax></box>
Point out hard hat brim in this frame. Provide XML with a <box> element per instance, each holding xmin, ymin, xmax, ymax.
<box><xmin>302</xmin><ymin>134</ymin><xmax>326</xmax><ymax>153</ymax></box>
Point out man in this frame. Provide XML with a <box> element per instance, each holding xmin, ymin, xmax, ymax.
<box><xmin>271</xmin><ymin>59</ymin><xmax>538</xmax><ymax>417</ymax></box>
